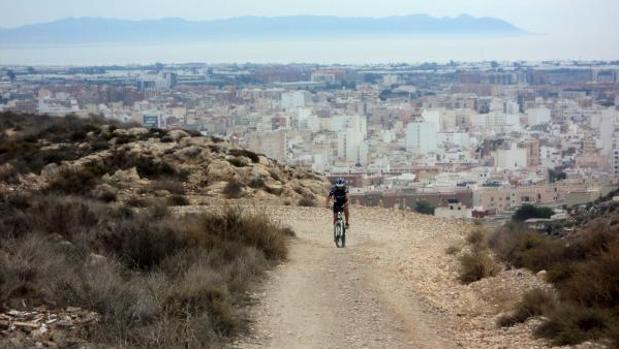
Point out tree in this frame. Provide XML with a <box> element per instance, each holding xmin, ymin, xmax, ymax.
<box><xmin>415</xmin><ymin>200</ymin><xmax>435</xmax><ymax>215</ymax></box>
<box><xmin>513</xmin><ymin>204</ymin><xmax>554</xmax><ymax>221</ymax></box>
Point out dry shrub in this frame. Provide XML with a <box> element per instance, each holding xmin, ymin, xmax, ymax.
<box><xmin>490</xmin><ymin>223</ymin><xmax>566</xmax><ymax>272</ymax></box>
<box><xmin>228</xmin><ymin>149</ymin><xmax>260</xmax><ymax>163</ymax></box>
<box><xmin>150</xmin><ymin>179</ymin><xmax>186</xmax><ymax>195</ymax></box>
<box><xmin>91</xmin><ymin>184</ymin><xmax>118</xmax><ymax>203</ymax></box>
<box><xmin>298</xmin><ymin>196</ymin><xmax>317</xmax><ymax>207</ymax></box>
<box><xmin>0</xmin><ymin>163</ymin><xmax>19</xmax><ymax>183</ymax></box>
<box><xmin>223</xmin><ymin>179</ymin><xmax>243</xmax><ymax>199</ymax></box>
<box><xmin>535</xmin><ymin>304</ymin><xmax>612</xmax><ymax>346</ymax></box>
<box><xmin>45</xmin><ymin>166</ymin><xmax>100</xmax><ymax>195</ymax></box>
<box><xmin>248</xmin><ymin>176</ymin><xmax>265</xmax><ymax>189</ymax></box>
<box><xmin>445</xmin><ymin>245</ymin><xmax>461</xmax><ymax>255</ymax></box>
<box><xmin>458</xmin><ymin>251</ymin><xmax>500</xmax><ymax>284</ymax></box>
<box><xmin>498</xmin><ymin>288</ymin><xmax>556</xmax><ymax>327</ymax></box>
<box><xmin>126</xmin><ymin>196</ymin><xmax>150</xmax><ymax>208</ymax></box>
<box><xmin>559</xmin><ymin>240</ymin><xmax>619</xmax><ymax>309</ymax></box>
<box><xmin>0</xmin><ymin>193</ymin><xmax>290</xmax><ymax>348</ymax></box>
<box><xmin>466</xmin><ymin>229</ymin><xmax>488</xmax><ymax>251</ymax></box>
<box><xmin>168</xmin><ymin>194</ymin><xmax>190</xmax><ymax>206</ymax></box>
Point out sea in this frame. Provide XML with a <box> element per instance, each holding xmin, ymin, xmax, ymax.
<box><xmin>0</xmin><ymin>33</ymin><xmax>617</xmax><ymax>66</ymax></box>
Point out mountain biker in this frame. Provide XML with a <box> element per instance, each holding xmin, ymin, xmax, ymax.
<box><xmin>326</xmin><ymin>178</ymin><xmax>350</xmax><ymax>229</ymax></box>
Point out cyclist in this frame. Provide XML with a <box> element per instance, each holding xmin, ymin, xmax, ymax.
<box><xmin>326</xmin><ymin>177</ymin><xmax>350</xmax><ymax>229</ymax></box>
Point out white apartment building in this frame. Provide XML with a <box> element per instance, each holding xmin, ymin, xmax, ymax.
<box><xmin>526</xmin><ymin>107</ymin><xmax>552</xmax><ymax>126</ymax></box>
<box><xmin>281</xmin><ymin>90</ymin><xmax>310</xmax><ymax>110</ymax></box>
<box><xmin>406</xmin><ymin>121</ymin><xmax>439</xmax><ymax>155</ymax></box>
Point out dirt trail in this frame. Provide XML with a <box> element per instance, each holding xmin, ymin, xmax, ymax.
<box><xmin>233</xmin><ymin>206</ymin><xmax>460</xmax><ymax>349</ymax></box>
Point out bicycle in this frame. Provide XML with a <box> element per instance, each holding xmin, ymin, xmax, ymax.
<box><xmin>334</xmin><ymin>210</ymin><xmax>346</xmax><ymax>248</ymax></box>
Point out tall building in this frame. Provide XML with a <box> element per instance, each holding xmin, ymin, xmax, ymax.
<box><xmin>281</xmin><ymin>90</ymin><xmax>310</xmax><ymax>110</ymax></box>
<box><xmin>335</xmin><ymin>114</ymin><xmax>368</xmax><ymax>166</ymax></box>
<box><xmin>406</xmin><ymin>121</ymin><xmax>438</xmax><ymax>155</ymax></box>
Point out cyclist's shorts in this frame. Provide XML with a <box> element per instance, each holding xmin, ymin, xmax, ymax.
<box><xmin>333</xmin><ymin>201</ymin><xmax>346</xmax><ymax>213</ymax></box>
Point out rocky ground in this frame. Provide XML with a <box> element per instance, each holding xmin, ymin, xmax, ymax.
<box><xmin>215</xmin><ymin>204</ymin><xmax>607</xmax><ymax>349</ymax></box>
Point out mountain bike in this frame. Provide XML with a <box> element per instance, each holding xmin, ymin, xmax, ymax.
<box><xmin>334</xmin><ymin>210</ymin><xmax>346</xmax><ymax>248</ymax></box>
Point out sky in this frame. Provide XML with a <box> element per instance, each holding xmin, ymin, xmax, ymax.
<box><xmin>0</xmin><ymin>0</ymin><xmax>618</xmax><ymax>37</ymax></box>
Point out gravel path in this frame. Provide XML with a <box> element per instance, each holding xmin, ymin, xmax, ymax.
<box><xmin>232</xmin><ymin>205</ymin><xmax>458</xmax><ymax>349</ymax></box>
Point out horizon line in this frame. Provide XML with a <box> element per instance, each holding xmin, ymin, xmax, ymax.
<box><xmin>1</xmin><ymin>13</ymin><xmax>515</xmax><ymax>30</ymax></box>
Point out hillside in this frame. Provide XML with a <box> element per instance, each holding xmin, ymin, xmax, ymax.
<box><xmin>0</xmin><ymin>112</ymin><xmax>328</xmax><ymax>206</ymax></box>
<box><xmin>0</xmin><ymin>112</ymin><xmax>327</xmax><ymax>349</ymax></box>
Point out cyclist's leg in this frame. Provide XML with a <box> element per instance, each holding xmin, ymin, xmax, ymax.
<box><xmin>344</xmin><ymin>204</ymin><xmax>350</xmax><ymax>226</ymax></box>
<box><xmin>334</xmin><ymin>203</ymin><xmax>344</xmax><ymax>224</ymax></box>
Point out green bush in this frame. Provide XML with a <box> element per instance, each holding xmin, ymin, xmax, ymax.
<box><xmin>512</xmin><ymin>204</ymin><xmax>554</xmax><ymax>221</ymax></box>
<box><xmin>415</xmin><ymin>200</ymin><xmax>435</xmax><ymax>215</ymax></box>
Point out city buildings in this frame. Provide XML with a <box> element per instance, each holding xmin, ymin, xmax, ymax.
<box><xmin>1</xmin><ymin>60</ymin><xmax>618</xmax><ymax>216</ymax></box>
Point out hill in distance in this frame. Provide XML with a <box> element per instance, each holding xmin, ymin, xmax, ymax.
<box><xmin>0</xmin><ymin>14</ymin><xmax>527</xmax><ymax>45</ymax></box>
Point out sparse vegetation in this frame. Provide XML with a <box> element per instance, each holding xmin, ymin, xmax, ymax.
<box><xmin>466</xmin><ymin>229</ymin><xmax>488</xmax><ymax>251</ymax></box>
<box><xmin>168</xmin><ymin>194</ymin><xmax>190</xmax><ymax>206</ymax></box>
<box><xmin>445</xmin><ymin>245</ymin><xmax>461</xmax><ymax>255</ymax></box>
<box><xmin>223</xmin><ymin>179</ymin><xmax>244</xmax><ymax>199</ymax></box>
<box><xmin>458</xmin><ymin>251</ymin><xmax>500</xmax><ymax>284</ymax></box>
<box><xmin>491</xmin><ymin>215</ymin><xmax>619</xmax><ymax>346</ymax></box>
<box><xmin>0</xmin><ymin>193</ymin><xmax>292</xmax><ymax>348</ymax></box>
<box><xmin>150</xmin><ymin>179</ymin><xmax>186</xmax><ymax>195</ymax></box>
<box><xmin>535</xmin><ymin>305</ymin><xmax>612</xmax><ymax>346</ymax></box>
<box><xmin>498</xmin><ymin>288</ymin><xmax>556</xmax><ymax>327</ymax></box>
<box><xmin>298</xmin><ymin>195</ymin><xmax>317</xmax><ymax>207</ymax></box>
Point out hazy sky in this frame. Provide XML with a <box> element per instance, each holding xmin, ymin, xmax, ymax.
<box><xmin>1</xmin><ymin>0</ymin><xmax>617</xmax><ymax>37</ymax></box>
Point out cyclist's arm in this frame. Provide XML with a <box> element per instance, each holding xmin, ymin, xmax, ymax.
<box><xmin>343</xmin><ymin>193</ymin><xmax>350</xmax><ymax>208</ymax></box>
<box><xmin>325</xmin><ymin>193</ymin><xmax>333</xmax><ymax>208</ymax></box>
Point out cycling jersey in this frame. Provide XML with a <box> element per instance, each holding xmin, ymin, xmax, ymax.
<box><xmin>329</xmin><ymin>186</ymin><xmax>348</xmax><ymax>212</ymax></box>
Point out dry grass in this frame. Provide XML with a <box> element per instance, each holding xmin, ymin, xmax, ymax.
<box><xmin>150</xmin><ymin>179</ymin><xmax>186</xmax><ymax>195</ymax></box>
<box><xmin>297</xmin><ymin>196</ymin><xmax>317</xmax><ymax>207</ymax></box>
<box><xmin>445</xmin><ymin>245</ymin><xmax>461</xmax><ymax>255</ymax></box>
<box><xmin>0</xmin><ymin>193</ymin><xmax>292</xmax><ymax>348</ymax></box>
<box><xmin>466</xmin><ymin>229</ymin><xmax>488</xmax><ymax>252</ymax></box>
<box><xmin>498</xmin><ymin>288</ymin><xmax>556</xmax><ymax>327</ymax></box>
<box><xmin>223</xmin><ymin>179</ymin><xmax>244</xmax><ymax>199</ymax></box>
<box><xmin>491</xmin><ymin>218</ymin><xmax>619</xmax><ymax>346</ymax></box>
<box><xmin>458</xmin><ymin>251</ymin><xmax>500</xmax><ymax>284</ymax></box>
<box><xmin>535</xmin><ymin>305</ymin><xmax>613</xmax><ymax>346</ymax></box>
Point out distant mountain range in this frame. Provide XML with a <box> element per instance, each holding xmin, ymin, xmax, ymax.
<box><xmin>0</xmin><ymin>15</ymin><xmax>526</xmax><ymax>45</ymax></box>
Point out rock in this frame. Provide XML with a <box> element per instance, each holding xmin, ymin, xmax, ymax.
<box><xmin>126</xmin><ymin>127</ymin><xmax>149</xmax><ymax>136</ymax></box>
<box><xmin>103</xmin><ymin>167</ymin><xmax>141</xmax><ymax>184</ymax></box>
<box><xmin>87</xmin><ymin>253</ymin><xmax>107</xmax><ymax>267</ymax></box>
<box><xmin>91</xmin><ymin>184</ymin><xmax>118</xmax><ymax>202</ymax></box>
<box><xmin>40</xmin><ymin>163</ymin><xmax>60</xmax><ymax>179</ymax></box>
<box><xmin>167</xmin><ymin>129</ymin><xmax>190</xmax><ymax>141</ymax></box>
<box><xmin>535</xmin><ymin>270</ymin><xmax>547</xmax><ymax>281</ymax></box>
<box><xmin>264</xmin><ymin>183</ymin><xmax>284</xmax><ymax>196</ymax></box>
